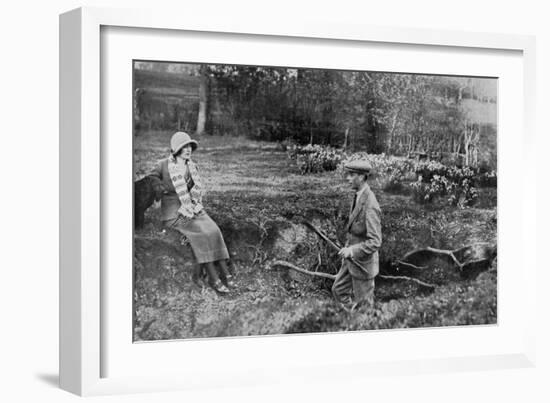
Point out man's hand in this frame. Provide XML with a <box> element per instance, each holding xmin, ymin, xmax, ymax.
<box><xmin>338</xmin><ymin>246</ymin><xmax>354</xmax><ymax>259</ymax></box>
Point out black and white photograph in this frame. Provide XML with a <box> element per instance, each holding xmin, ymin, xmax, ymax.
<box><xmin>5</xmin><ymin>0</ymin><xmax>549</xmax><ymax>400</ymax></box>
<box><xmin>133</xmin><ymin>60</ymin><xmax>498</xmax><ymax>341</ymax></box>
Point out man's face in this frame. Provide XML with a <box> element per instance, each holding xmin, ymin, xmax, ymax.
<box><xmin>345</xmin><ymin>172</ymin><xmax>364</xmax><ymax>190</ymax></box>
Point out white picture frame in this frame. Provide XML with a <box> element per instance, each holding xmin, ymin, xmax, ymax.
<box><xmin>59</xmin><ymin>6</ymin><xmax>537</xmax><ymax>396</ymax></box>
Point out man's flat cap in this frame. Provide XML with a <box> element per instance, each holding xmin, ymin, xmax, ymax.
<box><xmin>344</xmin><ymin>160</ymin><xmax>372</xmax><ymax>174</ymax></box>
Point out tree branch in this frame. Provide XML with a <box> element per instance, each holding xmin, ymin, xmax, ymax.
<box><xmin>272</xmin><ymin>260</ymin><xmax>336</xmax><ymax>280</ymax></box>
<box><xmin>273</xmin><ymin>260</ymin><xmax>436</xmax><ymax>289</ymax></box>
<box><xmin>425</xmin><ymin>247</ymin><xmax>463</xmax><ymax>268</ymax></box>
<box><xmin>395</xmin><ymin>260</ymin><xmax>428</xmax><ymax>270</ymax></box>
<box><xmin>378</xmin><ymin>274</ymin><xmax>436</xmax><ymax>289</ymax></box>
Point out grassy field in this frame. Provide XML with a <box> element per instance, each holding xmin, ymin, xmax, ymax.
<box><xmin>133</xmin><ymin>131</ymin><xmax>497</xmax><ymax>340</ymax></box>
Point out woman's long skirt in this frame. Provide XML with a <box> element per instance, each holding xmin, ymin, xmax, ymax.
<box><xmin>164</xmin><ymin>211</ymin><xmax>229</xmax><ymax>263</ymax></box>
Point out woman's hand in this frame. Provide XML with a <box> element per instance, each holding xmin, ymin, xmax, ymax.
<box><xmin>338</xmin><ymin>247</ymin><xmax>354</xmax><ymax>259</ymax></box>
<box><xmin>193</xmin><ymin>203</ymin><xmax>204</xmax><ymax>214</ymax></box>
<box><xmin>180</xmin><ymin>209</ymin><xmax>194</xmax><ymax>219</ymax></box>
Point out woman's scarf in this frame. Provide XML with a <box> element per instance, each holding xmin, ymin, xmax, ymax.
<box><xmin>167</xmin><ymin>156</ymin><xmax>204</xmax><ymax>218</ymax></box>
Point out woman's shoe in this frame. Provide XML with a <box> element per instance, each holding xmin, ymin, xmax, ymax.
<box><xmin>213</xmin><ymin>280</ymin><xmax>230</xmax><ymax>294</ymax></box>
<box><xmin>225</xmin><ymin>274</ymin><xmax>236</xmax><ymax>288</ymax></box>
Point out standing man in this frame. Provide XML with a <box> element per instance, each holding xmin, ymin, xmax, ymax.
<box><xmin>333</xmin><ymin>160</ymin><xmax>382</xmax><ymax>309</ymax></box>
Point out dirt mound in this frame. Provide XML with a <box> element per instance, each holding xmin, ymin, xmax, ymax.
<box><xmin>134</xmin><ymin>202</ymin><xmax>496</xmax><ymax>341</ymax></box>
<box><xmin>133</xmin><ymin>209</ymin><xmax>344</xmax><ymax>340</ymax></box>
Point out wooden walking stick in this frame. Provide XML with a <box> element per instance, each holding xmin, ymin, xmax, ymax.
<box><xmin>301</xmin><ymin>220</ymin><xmax>372</xmax><ymax>277</ymax></box>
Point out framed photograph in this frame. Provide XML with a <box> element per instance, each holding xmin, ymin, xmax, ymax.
<box><xmin>60</xmin><ymin>7</ymin><xmax>536</xmax><ymax>396</ymax></box>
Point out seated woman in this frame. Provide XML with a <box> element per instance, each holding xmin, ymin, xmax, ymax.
<box><xmin>150</xmin><ymin>131</ymin><xmax>234</xmax><ymax>294</ymax></box>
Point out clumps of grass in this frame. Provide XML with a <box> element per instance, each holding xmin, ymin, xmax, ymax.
<box><xmin>285</xmin><ymin>270</ymin><xmax>497</xmax><ymax>334</ymax></box>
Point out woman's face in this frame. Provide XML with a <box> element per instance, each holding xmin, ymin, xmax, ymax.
<box><xmin>178</xmin><ymin>144</ymin><xmax>193</xmax><ymax>161</ymax></box>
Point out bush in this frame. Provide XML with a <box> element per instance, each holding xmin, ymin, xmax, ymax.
<box><xmin>415</xmin><ymin>160</ymin><xmax>497</xmax><ymax>189</ymax></box>
<box><xmin>292</xmin><ymin>149</ymin><xmax>486</xmax><ymax>207</ymax></box>
<box><xmin>414</xmin><ymin>160</ymin><xmax>448</xmax><ymax>183</ymax></box>
<box><xmin>342</xmin><ymin>153</ymin><xmax>416</xmax><ymax>178</ymax></box>
<box><xmin>475</xmin><ymin>170</ymin><xmax>497</xmax><ymax>188</ymax></box>
<box><xmin>409</xmin><ymin>161</ymin><xmax>480</xmax><ymax>207</ymax></box>
<box><xmin>340</xmin><ymin>153</ymin><xmax>417</xmax><ymax>194</ymax></box>
<box><xmin>411</xmin><ymin>173</ymin><xmax>478</xmax><ymax>208</ymax></box>
<box><xmin>288</xmin><ymin>144</ymin><xmax>344</xmax><ymax>174</ymax></box>
<box><xmin>383</xmin><ymin>167</ymin><xmax>407</xmax><ymax>193</ymax></box>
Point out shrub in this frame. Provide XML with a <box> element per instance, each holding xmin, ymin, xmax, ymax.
<box><xmin>410</xmin><ymin>173</ymin><xmax>478</xmax><ymax>208</ymax></box>
<box><xmin>340</xmin><ymin>153</ymin><xmax>417</xmax><ymax>194</ymax></box>
<box><xmin>415</xmin><ymin>160</ymin><xmax>497</xmax><ymax>189</ymax></box>
<box><xmin>293</xmin><ymin>149</ymin><xmax>486</xmax><ymax>207</ymax></box>
<box><xmin>408</xmin><ymin>161</ymin><xmax>480</xmax><ymax>207</ymax></box>
<box><xmin>414</xmin><ymin>160</ymin><xmax>448</xmax><ymax>183</ymax></box>
<box><xmin>288</xmin><ymin>144</ymin><xmax>344</xmax><ymax>174</ymax></box>
<box><xmin>342</xmin><ymin>153</ymin><xmax>416</xmax><ymax>178</ymax></box>
<box><xmin>383</xmin><ymin>167</ymin><xmax>407</xmax><ymax>193</ymax></box>
<box><xmin>475</xmin><ymin>170</ymin><xmax>497</xmax><ymax>188</ymax></box>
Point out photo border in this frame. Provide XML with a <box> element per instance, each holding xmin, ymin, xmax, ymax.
<box><xmin>60</xmin><ymin>6</ymin><xmax>537</xmax><ymax>396</ymax></box>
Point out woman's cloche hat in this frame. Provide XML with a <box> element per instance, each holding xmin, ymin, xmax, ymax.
<box><xmin>170</xmin><ymin>131</ymin><xmax>198</xmax><ymax>154</ymax></box>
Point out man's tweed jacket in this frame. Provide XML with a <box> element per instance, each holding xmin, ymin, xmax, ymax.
<box><xmin>345</xmin><ymin>183</ymin><xmax>382</xmax><ymax>279</ymax></box>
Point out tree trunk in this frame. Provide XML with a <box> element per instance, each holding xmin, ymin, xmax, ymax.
<box><xmin>463</xmin><ymin>122</ymin><xmax>473</xmax><ymax>166</ymax></box>
<box><xmin>387</xmin><ymin>109</ymin><xmax>400</xmax><ymax>154</ymax></box>
<box><xmin>470</xmin><ymin>124</ymin><xmax>480</xmax><ymax>167</ymax></box>
<box><xmin>196</xmin><ymin>65</ymin><xmax>208</xmax><ymax>135</ymax></box>
<box><xmin>343</xmin><ymin>127</ymin><xmax>350</xmax><ymax>151</ymax></box>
